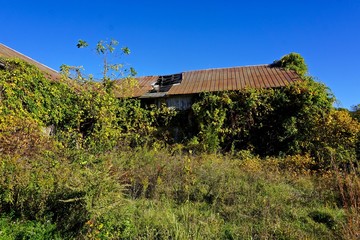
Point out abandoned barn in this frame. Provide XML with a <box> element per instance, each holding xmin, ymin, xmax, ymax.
<box><xmin>1</xmin><ymin>43</ymin><xmax>301</xmax><ymax>111</ymax></box>
<box><xmin>125</xmin><ymin>65</ymin><xmax>301</xmax><ymax>110</ymax></box>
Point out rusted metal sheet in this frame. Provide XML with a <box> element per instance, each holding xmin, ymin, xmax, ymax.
<box><xmin>182</xmin><ymin>65</ymin><xmax>299</xmax><ymax>95</ymax></box>
<box><xmin>193</xmin><ymin>70</ymin><xmax>205</xmax><ymax>93</ymax></box>
<box><xmin>121</xmin><ymin>65</ymin><xmax>302</xmax><ymax>98</ymax></box>
<box><xmin>187</xmin><ymin>70</ymin><xmax>197</xmax><ymax>94</ymax></box>
<box><xmin>133</xmin><ymin>76</ymin><xmax>157</xmax><ymax>97</ymax></box>
<box><xmin>180</xmin><ymin>70</ymin><xmax>192</xmax><ymax>95</ymax></box>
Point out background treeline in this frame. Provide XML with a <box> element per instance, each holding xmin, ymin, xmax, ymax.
<box><xmin>0</xmin><ymin>51</ymin><xmax>359</xmax><ymax>239</ymax></box>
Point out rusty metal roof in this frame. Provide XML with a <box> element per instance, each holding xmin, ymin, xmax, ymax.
<box><xmin>125</xmin><ymin>65</ymin><xmax>301</xmax><ymax>98</ymax></box>
<box><xmin>0</xmin><ymin>43</ymin><xmax>61</xmax><ymax>80</ymax></box>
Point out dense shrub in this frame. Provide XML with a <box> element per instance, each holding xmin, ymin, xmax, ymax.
<box><xmin>0</xmin><ymin>57</ymin><xmax>174</xmax><ymax>153</ymax></box>
<box><xmin>191</xmin><ymin>78</ymin><xmax>360</xmax><ymax>167</ymax></box>
<box><xmin>271</xmin><ymin>52</ymin><xmax>308</xmax><ymax>77</ymax></box>
<box><xmin>0</xmin><ymin>215</ymin><xmax>61</xmax><ymax>240</ymax></box>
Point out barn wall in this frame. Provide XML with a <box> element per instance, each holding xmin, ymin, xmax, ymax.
<box><xmin>165</xmin><ymin>95</ymin><xmax>193</xmax><ymax>110</ymax></box>
<box><xmin>140</xmin><ymin>95</ymin><xmax>194</xmax><ymax>110</ymax></box>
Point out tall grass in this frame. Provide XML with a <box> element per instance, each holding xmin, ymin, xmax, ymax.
<box><xmin>332</xmin><ymin>158</ymin><xmax>360</xmax><ymax>239</ymax></box>
<box><xmin>0</xmin><ymin>147</ymin><xmax>352</xmax><ymax>239</ymax></box>
<box><xmin>84</xmin><ymin>148</ymin><xmax>346</xmax><ymax>239</ymax></box>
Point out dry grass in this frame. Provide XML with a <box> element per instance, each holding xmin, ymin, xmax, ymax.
<box><xmin>333</xmin><ymin>163</ymin><xmax>360</xmax><ymax>239</ymax></box>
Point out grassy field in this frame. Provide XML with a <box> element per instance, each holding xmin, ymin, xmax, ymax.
<box><xmin>1</xmin><ymin>147</ymin><xmax>358</xmax><ymax>239</ymax></box>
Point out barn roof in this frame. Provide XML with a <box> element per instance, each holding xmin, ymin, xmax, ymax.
<box><xmin>0</xmin><ymin>43</ymin><xmax>61</xmax><ymax>80</ymax></box>
<box><xmin>124</xmin><ymin>64</ymin><xmax>302</xmax><ymax>98</ymax></box>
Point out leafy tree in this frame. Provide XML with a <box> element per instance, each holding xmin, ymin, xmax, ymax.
<box><xmin>351</xmin><ymin>104</ymin><xmax>360</xmax><ymax>122</ymax></box>
<box><xmin>350</xmin><ymin>104</ymin><xmax>360</xmax><ymax>160</ymax></box>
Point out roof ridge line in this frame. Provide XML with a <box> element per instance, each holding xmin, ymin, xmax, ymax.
<box><xmin>183</xmin><ymin>64</ymin><xmax>269</xmax><ymax>73</ymax></box>
<box><xmin>134</xmin><ymin>64</ymin><xmax>270</xmax><ymax>78</ymax></box>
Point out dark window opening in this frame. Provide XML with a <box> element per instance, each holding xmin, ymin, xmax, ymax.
<box><xmin>151</xmin><ymin>73</ymin><xmax>182</xmax><ymax>92</ymax></box>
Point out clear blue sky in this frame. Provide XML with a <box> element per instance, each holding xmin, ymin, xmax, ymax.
<box><xmin>1</xmin><ymin>0</ymin><xmax>359</xmax><ymax>109</ymax></box>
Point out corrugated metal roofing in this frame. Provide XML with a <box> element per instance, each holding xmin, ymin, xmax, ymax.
<box><xmin>126</xmin><ymin>65</ymin><xmax>301</xmax><ymax>98</ymax></box>
<box><xmin>130</xmin><ymin>76</ymin><xmax>158</xmax><ymax>97</ymax></box>
<box><xmin>0</xmin><ymin>43</ymin><xmax>61</xmax><ymax>80</ymax></box>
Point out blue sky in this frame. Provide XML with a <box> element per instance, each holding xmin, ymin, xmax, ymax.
<box><xmin>1</xmin><ymin>0</ymin><xmax>359</xmax><ymax>109</ymax></box>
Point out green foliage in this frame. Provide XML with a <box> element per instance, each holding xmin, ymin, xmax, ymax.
<box><xmin>191</xmin><ymin>77</ymin><xmax>360</xmax><ymax>167</ymax></box>
<box><xmin>76</xmin><ymin>39</ymin><xmax>132</xmax><ymax>83</ymax></box>
<box><xmin>309</xmin><ymin>210</ymin><xmax>336</xmax><ymax>229</ymax></box>
<box><xmin>0</xmin><ymin>148</ymin><xmax>127</xmax><ymax>238</ymax></box>
<box><xmin>351</xmin><ymin>104</ymin><xmax>360</xmax><ymax>121</ymax></box>
<box><xmin>0</xmin><ymin>58</ymin><xmax>77</xmax><ymax>127</ymax></box>
<box><xmin>0</xmin><ymin>57</ymin><xmax>165</xmax><ymax>153</ymax></box>
<box><xmin>79</xmin><ymin>149</ymin><xmax>346</xmax><ymax>239</ymax></box>
<box><xmin>315</xmin><ymin>109</ymin><xmax>360</xmax><ymax>167</ymax></box>
<box><xmin>0</xmin><ymin>114</ymin><xmax>52</xmax><ymax>156</ymax></box>
<box><xmin>272</xmin><ymin>52</ymin><xmax>308</xmax><ymax>76</ymax></box>
<box><xmin>0</xmin><ymin>144</ymin><xmax>353</xmax><ymax>239</ymax></box>
<box><xmin>192</xmin><ymin>93</ymin><xmax>228</xmax><ymax>152</ymax></box>
<box><xmin>76</xmin><ymin>39</ymin><xmax>89</xmax><ymax>48</ymax></box>
<box><xmin>0</xmin><ymin>215</ymin><xmax>61</xmax><ymax>240</ymax></box>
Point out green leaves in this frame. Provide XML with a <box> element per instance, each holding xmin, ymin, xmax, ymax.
<box><xmin>76</xmin><ymin>39</ymin><xmax>89</xmax><ymax>48</ymax></box>
<box><xmin>272</xmin><ymin>52</ymin><xmax>308</xmax><ymax>77</ymax></box>
<box><xmin>121</xmin><ymin>46</ymin><xmax>130</xmax><ymax>55</ymax></box>
<box><xmin>191</xmin><ymin>77</ymin><xmax>353</xmax><ymax>163</ymax></box>
<box><xmin>96</xmin><ymin>39</ymin><xmax>119</xmax><ymax>55</ymax></box>
<box><xmin>0</xmin><ymin>58</ymin><xmax>75</xmax><ymax>126</ymax></box>
<box><xmin>96</xmin><ymin>40</ymin><xmax>107</xmax><ymax>54</ymax></box>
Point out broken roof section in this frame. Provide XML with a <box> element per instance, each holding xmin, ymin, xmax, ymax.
<box><xmin>125</xmin><ymin>64</ymin><xmax>302</xmax><ymax>98</ymax></box>
<box><xmin>0</xmin><ymin>43</ymin><xmax>61</xmax><ymax>80</ymax></box>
